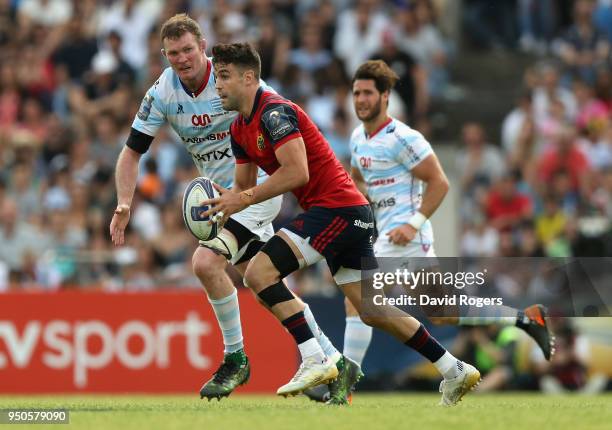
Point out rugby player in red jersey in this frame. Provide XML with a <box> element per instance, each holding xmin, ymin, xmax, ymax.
<box><xmin>202</xmin><ymin>42</ymin><xmax>481</xmax><ymax>406</ymax></box>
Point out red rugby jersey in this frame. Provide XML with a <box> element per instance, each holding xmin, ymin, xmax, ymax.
<box><xmin>230</xmin><ymin>88</ymin><xmax>367</xmax><ymax>210</ymax></box>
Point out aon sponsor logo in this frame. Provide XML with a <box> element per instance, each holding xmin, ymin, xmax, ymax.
<box><xmin>191</xmin><ymin>114</ymin><xmax>212</xmax><ymax>127</ymax></box>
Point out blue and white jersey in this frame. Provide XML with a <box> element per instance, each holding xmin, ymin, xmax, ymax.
<box><xmin>350</xmin><ymin>118</ymin><xmax>434</xmax><ymax>245</ymax></box>
<box><xmin>132</xmin><ymin>62</ymin><xmax>265</xmax><ymax>189</ymax></box>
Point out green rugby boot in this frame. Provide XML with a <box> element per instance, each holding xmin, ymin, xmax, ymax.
<box><xmin>326</xmin><ymin>356</ymin><xmax>364</xmax><ymax>406</ymax></box>
<box><xmin>199</xmin><ymin>350</ymin><xmax>250</xmax><ymax>401</ymax></box>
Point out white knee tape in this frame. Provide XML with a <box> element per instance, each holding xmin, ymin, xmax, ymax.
<box><xmin>199</xmin><ymin>229</ymin><xmax>239</xmax><ymax>260</ymax></box>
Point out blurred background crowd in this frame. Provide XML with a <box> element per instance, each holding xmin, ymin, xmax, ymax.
<box><xmin>0</xmin><ymin>0</ymin><xmax>611</xmax><ymax>393</ymax></box>
<box><xmin>1</xmin><ymin>0</ymin><xmax>609</xmax><ymax>291</ymax></box>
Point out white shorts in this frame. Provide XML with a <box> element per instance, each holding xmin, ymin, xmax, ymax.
<box><xmin>200</xmin><ymin>195</ymin><xmax>282</xmax><ymax>265</ymax></box>
<box><xmin>374</xmin><ymin>240</ymin><xmax>436</xmax><ymax>257</ymax></box>
<box><xmin>231</xmin><ymin>195</ymin><xmax>282</xmax><ymax>242</ymax></box>
<box><xmin>375</xmin><ymin>240</ymin><xmax>437</xmax><ymax>272</ymax></box>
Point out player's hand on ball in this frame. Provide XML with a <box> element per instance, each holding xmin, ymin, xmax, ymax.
<box><xmin>110</xmin><ymin>204</ymin><xmax>131</xmax><ymax>246</ymax></box>
<box><xmin>201</xmin><ymin>183</ymin><xmax>248</xmax><ymax>226</ymax></box>
<box><xmin>387</xmin><ymin>224</ymin><xmax>417</xmax><ymax>246</ymax></box>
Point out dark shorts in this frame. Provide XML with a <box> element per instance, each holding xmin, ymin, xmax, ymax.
<box><xmin>284</xmin><ymin>205</ymin><xmax>378</xmax><ymax>275</ymax></box>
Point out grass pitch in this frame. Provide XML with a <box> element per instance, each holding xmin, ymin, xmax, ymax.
<box><xmin>1</xmin><ymin>393</ymin><xmax>610</xmax><ymax>430</ymax></box>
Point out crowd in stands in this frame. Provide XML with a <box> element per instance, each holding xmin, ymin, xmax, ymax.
<box><xmin>0</xmin><ymin>0</ymin><xmax>609</xmax><ymax>293</ymax></box>
<box><xmin>459</xmin><ymin>0</ymin><xmax>612</xmax><ymax>261</ymax></box>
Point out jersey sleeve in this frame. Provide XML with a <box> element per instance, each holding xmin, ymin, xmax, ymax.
<box><xmin>131</xmin><ymin>84</ymin><xmax>166</xmax><ymax>137</ymax></box>
<box><xmin>230</xmin><ymin>124</ymin><xmax>250</xmax><ymax>164</ymax></box>
<box><xmin>260</xmin><ymin>103</ymin><xmax>301</xmax><ymax>148</ymax></box>
<box><xmin>395</xmin><ymin>133</ymin><xmax>434</xmax><ymax>171</ymax></box>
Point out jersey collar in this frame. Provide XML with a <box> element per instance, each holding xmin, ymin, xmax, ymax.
<box><xmin>365</xmin><ymin>117</ymin><xmax>393</xmax><ymax>140</ymax></box>
<box><xmin>179</xmin><ymin>59</ymin><xmax>212</xmax><ymax>98</ymax></box>
<box><xmin>245</xmin><ymin>86</ymin><xmax>265</xmax><ymax>124</ymax></box>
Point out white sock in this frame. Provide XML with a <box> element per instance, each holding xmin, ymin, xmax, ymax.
<box><xmin>434</xmin><ymin>351</ymin><xmax>461</xmax><ymax>379</ymax></box>
<box><xmin>343</xmin><ymin>316</ymin><xmax>373</xmax><ymax>366</ymax></box>
<box><xmin>298</xmin><ymin>338</ymin><xmax>326</xmax><ymax>362</ymax></box>
<box><xmin>208</xmin><ymin>289</ymin><xmax>244</xmax><ymax>354</ymax></box>
<box><xmin>303</xmin><ymin>304</ymin><xmax>341</xmax><ymax>362</ymax></box>
<box><xmin>458</xmin><ymin>304</ymin><xmax>518</xmax><ymax>326</ymax></box>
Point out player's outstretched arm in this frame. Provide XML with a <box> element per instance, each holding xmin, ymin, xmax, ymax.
<box><xmin>110</xmin><ymin>146</ymin><xmax>142</xmax><ymax>246</ymax></box>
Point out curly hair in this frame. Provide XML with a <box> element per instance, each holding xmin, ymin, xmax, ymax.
<box><xmin>352</xmin><ymin>60</ymin><xmax>399</xmax><ymax>93</ymax></box>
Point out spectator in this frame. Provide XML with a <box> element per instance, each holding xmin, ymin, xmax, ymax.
<box><xmin>460</xmin><ymin>212</ymin><xmax>500</xmax><ymax>257</ymax></box>
<box><xmin>554</xmin><ymin>0</ymin><xmax>610</xmax><ymax>85</ymax></box>
<box><xmin>395</xmin><ymin>0</ymin><xmax>449</xmax><ymax>99</ymax></box>
<box><xmin>90</xmin><ymin>110</ymin><xmax>123</xmax><ymax>170</ymax></box>
<box><xmin>17</xmin><ymin>0</ymin><xmax>72</xmax><ymax>30</ymax></box>
<box><xmin>462</xmin><ymin>0</ymin><xmax>517</xmax><ymax>50</ymax></box>
<box><xmin>485</xmin><ymin>172</ymin><xmax>534</xmax><ymax>232</ymax></box>
<box><xmin>532</xmin><ymin>319</ymin><xmax>608</xmax><ymax>394</ymax></box>
<box><xmin>536</xmin><ymin>196</ymin><xmax>568</xmax><ymax>246</ymax></box>
<box><xmin>251</xmin><ymin>17</ymin><xmax>290</xmax><ymax>83</ymax></box>
<box><xmin>98</xmin><ymin>0</ymin><xmax>162</xmax><ymax>70</ymax></box>
<box><xmin>517</xmin><ymin>220</ymin><xmax>545</xmax><ymax>257</ymax></box>
<box><xmin>456</xmin><ymin>122</ymin><xmax>506</xmax><ymax>193</ymax></box>
<box><xmin>517</xmin><ymin>0</ymin><xmax>557</xmax><ymax>54</ymax></box>
<box><xmin>289</xmin><ymin>24</ymin><xmax>333</xmax><ymax>75</ymax></box>
<box><xmin>532</xmin><ymin>63</ymin><xmax>577</xmax><ymax>127</ymax></box>
<box><xmin>502</xmin><ymin>90</ymin><xmax>534</xmax><ymax>156</ymax></box>
<box><xmin>333</xmin><ymin>0</ymin><xmax>388</xmax><ymax>75</ymax></box>
<box><xmin>51</xmin><ymin>16</ymin><xmax>98</xmax><ymax>82</ymax></box>
<box><xmin>0</xmin><ymin>197</ymin><xmax>44</xmax><ymax>274</ymax></box>
<box><xmin>536</xmin><ymin>126</ymin><xmax>591</xmax><ymax>193</ymax></box>
<box><xmin>151</xmin><ymin>201</ymin><xmax>195</xmax><ymax>267</ymax></box>
<box><xmin>594</xmin><ymin>0</ymin><xmax>612</xmax><ymax>44</ymax></box>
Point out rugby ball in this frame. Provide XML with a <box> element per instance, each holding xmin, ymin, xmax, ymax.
<box><xmin>182</xmin><ymin>177</ymin><xmax>220</xmax><ymax>241</ymax></box>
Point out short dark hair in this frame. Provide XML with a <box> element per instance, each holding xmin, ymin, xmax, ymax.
<box><xmin>212</xmin><ymin>43</ymin><xmax>261</xmax><ymax>80</ymax></box>
<box><xmin>352</xmin><ymin>60</ymin><xmax>399</xmax><ymax>94</ymax></box>
<box><xmin>160</xmin><ymin>13</ymin><xmax>202</xmax><ymax>42</ymax></box>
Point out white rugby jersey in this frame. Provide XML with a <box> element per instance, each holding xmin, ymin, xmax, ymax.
<box><xmin>350</xmin><ymin>118</ymin><xmax>434</xmax><ymax>245</ymax></box>
<box><xmin>132</xmin><ymin>62</ymin><xmax>265</xmax><ymax>189</ymax></box>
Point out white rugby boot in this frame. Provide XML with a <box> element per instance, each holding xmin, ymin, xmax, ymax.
<box><xmin>277</xmin><ymin>356</ymin><xmax>339</xmax><ymax>397</ymax></box>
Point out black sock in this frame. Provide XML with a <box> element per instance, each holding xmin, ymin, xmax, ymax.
<box><xmin>405</xmin><ymin>324</ymin><xmax>446</xmax><ymax>363</ymax></box>
<box><xmin>282</xmin><ymin>311</ymin><xmax>314</xmax><ymax>344</ymax></box>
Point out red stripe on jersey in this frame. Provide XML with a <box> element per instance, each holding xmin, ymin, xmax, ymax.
<box><xmin>318</xmin><ymin>219</ymin><xmax>348</xmax><ymax>252</ymax></box>
<box><xmin>192</xmin><ymin>60</ymin><xmax>212</xmax><ymax>97</ymax></box>
<box><xmin>367</xmin><ymin>117</ymin><xmax>393</xmax><ymax>139</ymax></box>
<box><xmin>311</xmin><ymin>217</ymin><xmax>342</xmax><ymax>251</ymax></box>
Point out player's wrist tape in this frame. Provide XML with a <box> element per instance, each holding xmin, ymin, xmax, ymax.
<box><xmin>408</xmin><ymin>211</ymin><xmax>427</xmax><ymax>230</ymax></box>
